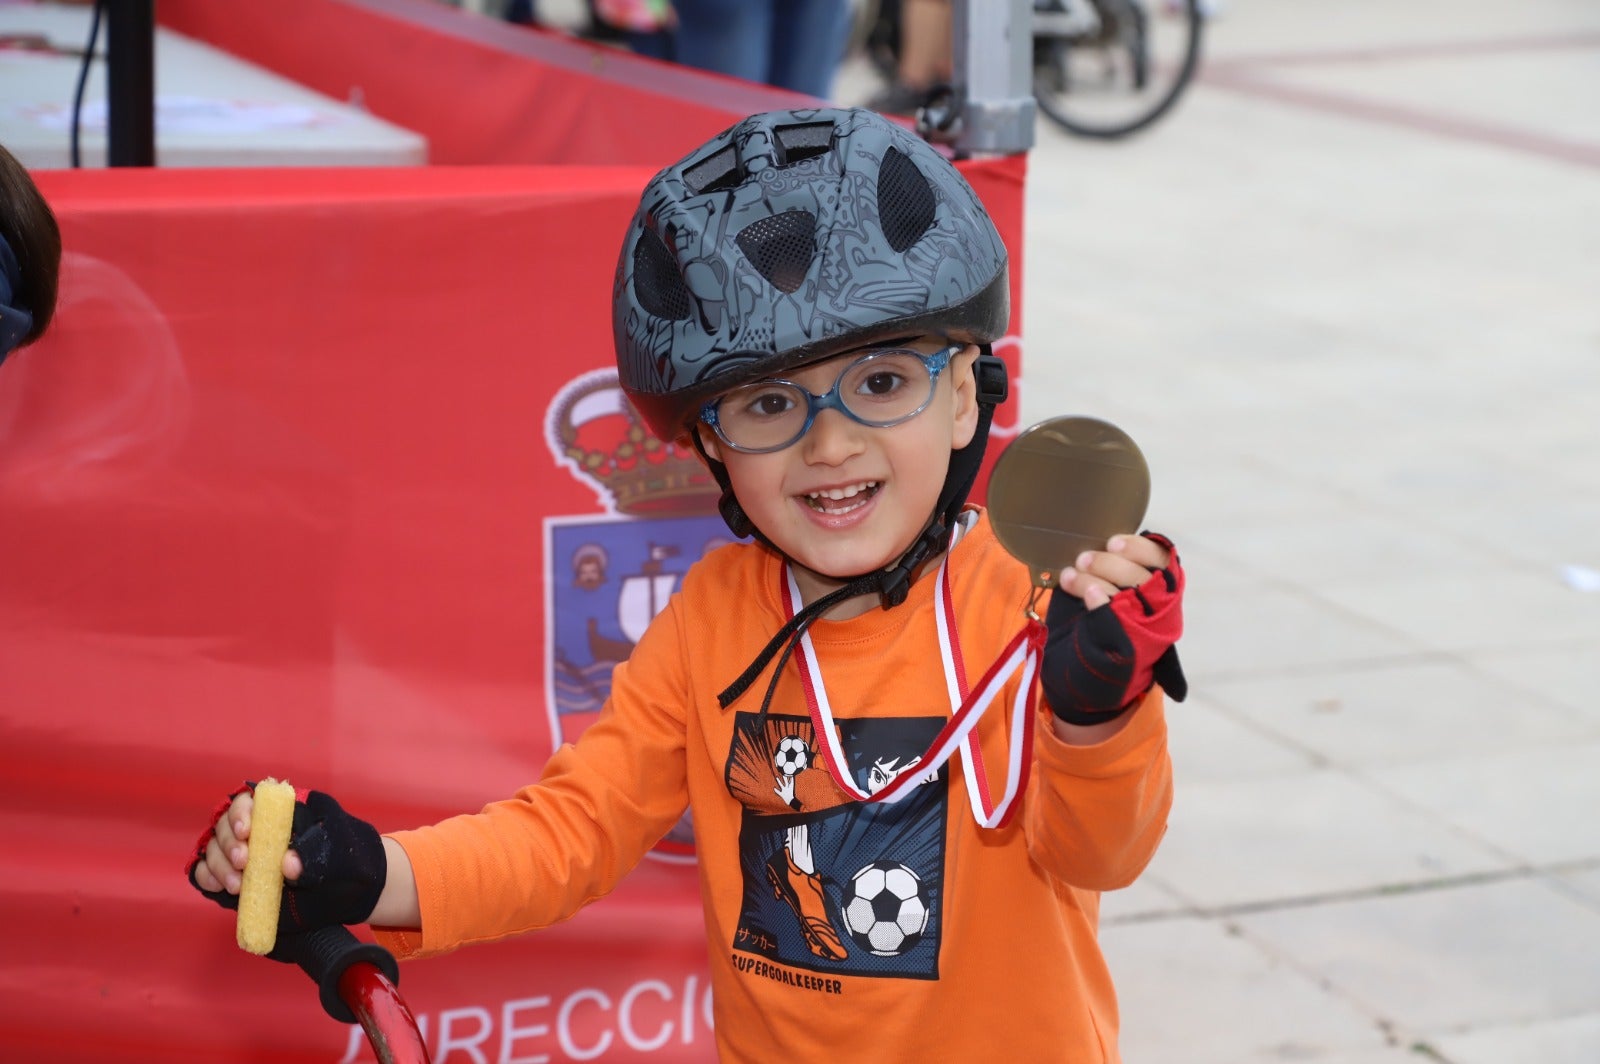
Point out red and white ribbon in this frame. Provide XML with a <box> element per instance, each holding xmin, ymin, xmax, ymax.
<box><xmin>782</xmin><ymin>548</ymin><xmax>1044</xmax><ymax>829</ymax></box>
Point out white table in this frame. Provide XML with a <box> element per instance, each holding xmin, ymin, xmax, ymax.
<box><xmin>0</xmin><ymin>1</ymin><xmax>427</xmax><ymax>168</ymax></box>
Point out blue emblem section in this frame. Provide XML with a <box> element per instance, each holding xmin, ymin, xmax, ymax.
<box><xmin>547</xmin><ymin>513</ymin><xmax>733</xmax><ymax>725</ymax></box>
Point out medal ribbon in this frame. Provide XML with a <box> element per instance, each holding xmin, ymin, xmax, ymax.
<box><xmin>781</xmin><ymin>545</ymin><xmax>1045</xmax><ymax>829</ymax></box>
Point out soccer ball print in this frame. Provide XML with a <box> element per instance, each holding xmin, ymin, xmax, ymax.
<box><xmin>841</xmin><ymin>860</ymin><xmax>930</xmax><ymax>957</ymax></box>
<box><xmin>774</xmin><ymin>735</ymin><xmax>811</xmax><ymax>777</ymax></box>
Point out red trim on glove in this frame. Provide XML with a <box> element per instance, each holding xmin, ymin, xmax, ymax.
<box><xmin>1106</xmin><ymin>532</ymin><xmax>1184</xmax><ymax>705</ymax></box>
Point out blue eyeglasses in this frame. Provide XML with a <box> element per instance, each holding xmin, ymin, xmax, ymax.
<box><xmin>701</xmin><ymin>343</ymin><xmax>962</xmax><ymax>454</ymax></box>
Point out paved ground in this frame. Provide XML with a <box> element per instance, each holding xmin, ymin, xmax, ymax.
<box><xmin>839</xmin><ymin>2</ymin><xmax>1600</xmax><ymax>1061</ymax></box>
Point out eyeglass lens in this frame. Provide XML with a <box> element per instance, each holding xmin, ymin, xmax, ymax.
<box><xmin>717</xmin><ymin>351</ymin><xmax>936</xmax><ymax>451</ymax></box>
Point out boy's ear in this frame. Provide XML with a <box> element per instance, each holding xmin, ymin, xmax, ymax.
<box><xmin>693</xmin><ymin>422</ymin><xmax>723</xmax><ymax>463</ymax></box>
<box><xmin>950</xmin><ymin>347</ymin><xmax>982</xmax><ymax>450</ymax></box>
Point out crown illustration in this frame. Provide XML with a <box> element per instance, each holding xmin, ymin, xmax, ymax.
<box><xmin>549</xmin><ymin>371</ymin><xmax>721</xmax><ymax>517</ymax></box>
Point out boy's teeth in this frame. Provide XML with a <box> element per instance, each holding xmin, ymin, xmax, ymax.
<box><xmin>804</xmin><ymin>481</ymin><xmax>879</xmax><ymax>512</ymax></box>
<box><xmin>807</xmin><ymin>481</ymin><xmax>877</xmax><ymax>501</ymax></box>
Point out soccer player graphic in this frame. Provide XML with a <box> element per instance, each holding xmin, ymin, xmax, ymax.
<box><xmin>768</xmin><ymin>762</ymin><xmax>847</xmax><ymax>961</ymax></box>
<box><xmin>729</xmin><ymin>712</ymin><xmax>950</xmax><ymax>979</ymax></box>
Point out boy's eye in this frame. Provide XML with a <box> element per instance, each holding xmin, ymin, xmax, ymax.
<box><xmin>738</xmin><ymin>388</ymin><xmax>798</xmax><ymax>420</ymax></box>
<box><xmin>856</xmin><ymin>370</ymin><xmax>907</xmax><ymax>398</ymax></box>
<box><xmin>845</xmin><ymin>353</ymin><xmax>922</xmax><ymax>405</ymax></box>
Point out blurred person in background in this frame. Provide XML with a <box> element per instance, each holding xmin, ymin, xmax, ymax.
<box><xmin>867</xmin><ymin>0</ymin><xmax>952</xmax><ymax>116</ymax></box>
<box><xmin>0</xmin><ymin>142</ymin><xmax>61</xmax><ymax>368</ymax></box>
<box><xmin>609</xmin><ymin>0</ymin><xmax>851</xmax><ymax>99</ymax></box>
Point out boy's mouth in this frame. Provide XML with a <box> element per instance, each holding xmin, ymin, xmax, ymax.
<box><xmin>802</xmin><ymin>481</ymin><xmax>881</xmax><ymax>515</ymax></box>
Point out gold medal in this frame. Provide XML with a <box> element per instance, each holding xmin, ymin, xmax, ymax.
<box><xmin>988</xmin><ymin>416</ymin><xmax>1151</xmax><ymax>612</ymax></box>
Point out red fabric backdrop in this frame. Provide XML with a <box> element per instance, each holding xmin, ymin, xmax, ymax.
<box><xmin>0</xmin><ymin>4</ymin><xmax>1027</xmax><ymax>1062</ymax></box>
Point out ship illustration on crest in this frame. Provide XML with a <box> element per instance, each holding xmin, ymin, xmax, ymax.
<box><xmin>586</xmin><ymin>542</ymin><xmax>682</xmax><ymax>664</ymax></box>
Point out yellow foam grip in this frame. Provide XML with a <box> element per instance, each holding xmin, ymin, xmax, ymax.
<box><xmin>236</xmin><ymin>778</ymin><xmax>296</xmax><ymax>955</ymax></box>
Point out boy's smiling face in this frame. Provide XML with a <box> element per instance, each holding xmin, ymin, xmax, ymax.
<box><xmin>698</xmin><ymin>338</ymin><xmax>981</xmax><ymax>599</ymax></box>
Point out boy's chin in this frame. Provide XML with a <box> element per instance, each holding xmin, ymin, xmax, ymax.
<box><xmin>788</xmin><ymin>546</ymin><xmax>909</xmax><ymax>587</ymax></box>
<box><xmin>786</xmin><ymin>555</ymin><xmax>867</xmax><ymax>585</ymax></box>
<box><xmin>771</xmin><ymin>524</ymin><xmax>928</xmax><ymax>587</ymax></box>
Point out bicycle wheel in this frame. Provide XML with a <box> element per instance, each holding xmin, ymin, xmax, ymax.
<box><xmin>1032</xmin><ymin>0</ymin><xmax>1204</xmax><ymax>140</ymax></box>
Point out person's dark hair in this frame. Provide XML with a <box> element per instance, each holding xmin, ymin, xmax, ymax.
<box><xmin>0</xmin><ymin>142</ymin><xmax>62</xmax><ymax>361</ymax></box>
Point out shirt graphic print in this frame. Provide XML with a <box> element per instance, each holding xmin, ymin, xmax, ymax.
<box><xmin>725</xmin><ymin>710</ymin><xmax>949</xmax><ymax>979</ymax></box>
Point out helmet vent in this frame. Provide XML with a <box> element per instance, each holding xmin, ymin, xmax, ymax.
<box><xmin>774</xmin><ymin>121</ymin><xmax>834</xmax><ymax>166</ymax></box>
<box><xmin>683</xmin><ymin>145</ymin><xmax>742</xmax><ymax>195</ymax></box>
<box><xmin>632</xmin><ymin>227</ymin><xmax>693</xmax><ymax>321</ymax></box>
<box><xmin>736</xmin><ymin>210</ymin><xmax>816</xmax><ymax>294</ymax></box>
<box><xmin>877</xmin><ymin>147</ymin><xmax>937</xmax><ymax>253</ymax></box>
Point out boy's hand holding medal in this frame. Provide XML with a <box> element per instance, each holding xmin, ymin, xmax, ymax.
<box><xmin>989</xmin><ymin>417</ymin><xmax>1188</xmax><ymax>730</ymax></box>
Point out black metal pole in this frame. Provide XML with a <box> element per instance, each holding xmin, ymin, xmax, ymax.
<box><xmin>106</xmin><ymin>0</ymin><xmax>156</xmax><ymax>166</ymax></box>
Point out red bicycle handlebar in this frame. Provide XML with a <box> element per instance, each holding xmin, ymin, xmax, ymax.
<box><xmin>339</xmin><ymin>959</ymin><xmax>431</xmax><ymax>1064</ymax></box>
<box><xmin>273</xmin><ymin>925</ymin><xmax>431</xmax><ymax>1064</ymax></box>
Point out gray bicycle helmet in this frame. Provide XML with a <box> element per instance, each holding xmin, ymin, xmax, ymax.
<box><xmin>611</xmin><ymin>108</ymin><xmax>1013</xmax><ymax>709</ymax></box>
<box><xmin>614</xmin><ymin>106</ymin><xmax>1009</xmax><ymax>444</ymax></box>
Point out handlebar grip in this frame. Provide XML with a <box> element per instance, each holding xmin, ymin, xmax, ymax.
<box><xmin>272</xmin><ymin>924</ymin><xmax>400</xmax><ymax>1024</ymax></box>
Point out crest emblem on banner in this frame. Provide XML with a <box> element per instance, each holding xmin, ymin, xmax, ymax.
<box><xmin>544</xmin><ymin>370</ymin><xmax>732</xmax><ymax>859</ymax></box>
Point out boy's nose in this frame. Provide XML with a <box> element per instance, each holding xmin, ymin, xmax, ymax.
<box><xmin>801</xmin><ymin>407</ymin><xmax>866</xmax><ymax>465</ymax></box>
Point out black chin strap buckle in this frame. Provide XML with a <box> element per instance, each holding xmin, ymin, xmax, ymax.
<box><xmin>974</xmin><ymin>352</ymin><xmax>1010</xmax><ymax>407</ymax></box>
<box><xmin>877</xmin><ymin>521</ymin><xmax>948</xmax><ymax>609</ymax></box>
<box><xmin>879</xmin><ymin>566</ymin><xmax>913</xmax><ymax>609</ymax></box>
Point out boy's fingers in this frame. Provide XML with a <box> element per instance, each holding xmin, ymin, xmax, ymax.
<box><xmin>1072</xmin><ymin>552</ymin><xmax>1153</xmax><ymax>594</ymax></box>
<box><xmin>213</xmin><ymin>815</ymin><xmax>248</xmax><ymax>870</ymax></box>
<box><xmin>1108</xmin><ymin>534</ymin><xmax>1171</xmax><ymax>571</ymax></box>
<box><xmin>213</xmin><ymin>817</ymin><xmax>240</xmax><ymax>863</ymax></box>
<box><xmin>283</xmin><ymin>848</ymin><xmax>304</xmax><ymax>883</ymax></box>
<box><xmin>204</xmin><ymin>838</ymin><xmax>242</xmax><ymax>894</ymax></box>
<box><xmin>1059</xmin><ymin>567</ymin><xmax>1120</xmax><ymax>609</ymax></box>
<box><xmin>193</xmin><ymin>851</ymin><xmax>224</xmax><ymax>893</ymax></box>
<box><xmin>229</xmin><ymin>792</ymin><xmax>254</xmax><ymax>840</ymax></box>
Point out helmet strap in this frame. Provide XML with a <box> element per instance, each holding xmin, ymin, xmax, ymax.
<box><xmin>689</xmin><ymin>429</ymin><xmax>767</xmax><ymax>546</ymax></box>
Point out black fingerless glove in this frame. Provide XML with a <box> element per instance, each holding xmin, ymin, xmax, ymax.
<box><xmin>1042</xmin><ymin>533</ymin><xmax>1188</xmax><ymax>726</ymax></box>
<box><xmin>186</xmin><ymin>784</ymin><xmax>387</xmax><ymax>937</ymax></box>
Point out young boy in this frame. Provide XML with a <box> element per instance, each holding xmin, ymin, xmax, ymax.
<box><xmin>189</xmin><ymin>107</ymin><xmax>1185</xmax><ymax>1061</ymax></box>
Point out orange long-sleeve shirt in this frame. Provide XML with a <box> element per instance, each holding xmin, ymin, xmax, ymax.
<box><xmin>379</xmin><ymin>510</ymin><xmax>1172</xmax><ymax>1062</ymax></box>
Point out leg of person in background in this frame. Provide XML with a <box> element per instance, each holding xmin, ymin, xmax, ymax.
<box><xmin>669</xmin><ymin>0</ymin><xmax>776</xmax><ymax>87</ymax></box>
<box><xmin>766</xmin><ymin>0</ymin><xmax>851</xmax><ymax>99</ymax></box>
<box><xmin>623</xmin><ymin>24</ymin><xmax>676</xmax><ymax>61</ymax></box>
<box><xmin>867</xmin><ymin>0</ymin><xmax>950</xmax><ymax>115</ymax></box>
<box><xmin>504</xmin><ymin>0</ymin><xmax>535</xmax><ymax>24</ymax></box>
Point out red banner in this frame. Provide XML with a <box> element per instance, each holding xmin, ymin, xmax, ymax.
<box><xmin>1</xmin><ymin>5</ymin><xmax>1026</xmax><ymax>1062</ymax></box>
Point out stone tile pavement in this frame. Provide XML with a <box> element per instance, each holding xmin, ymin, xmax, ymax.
<box><xmin>837</xmin><ymin>1</ymin><xmax>1600</xmax><ymax>1060</ymax></box>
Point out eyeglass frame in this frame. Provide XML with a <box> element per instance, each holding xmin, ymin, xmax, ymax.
<box><xmin>698</xmin><ymin>342</ymin><xmax>965</xmax><ymax>455</ymax></box>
